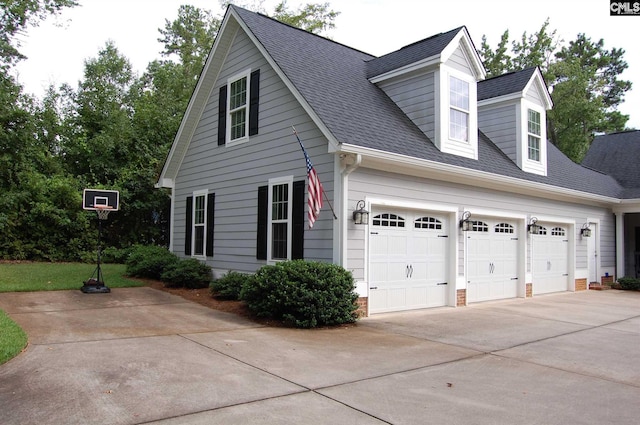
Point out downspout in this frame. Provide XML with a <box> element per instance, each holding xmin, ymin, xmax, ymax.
<box><xmin>340</xmin><ymin>153</ymin><xmax>362</xmax><ymax>268</ymax></box>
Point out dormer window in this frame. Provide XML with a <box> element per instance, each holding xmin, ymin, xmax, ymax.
<box><xmin>450</xmin><ymin>76</ymin><xmax>470</xmax><ymax>142</ymax></box>
<box><xmin>527</xmin><ymin>109</ymin><xmax>541</xmax><ymax>162</ymax></box>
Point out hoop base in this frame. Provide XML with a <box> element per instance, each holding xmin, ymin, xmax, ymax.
<box><xmin>81</xmin><ymin>278</ymin><xmax>110</xmax><ymax>293</ymax></box>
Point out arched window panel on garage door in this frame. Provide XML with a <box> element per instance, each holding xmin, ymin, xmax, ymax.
<box><xmin>414</xmin><ymin>216</ymin><xmax>443</xmax><ymax>230</ymax></box>
<box><xmin>470</xmin><ymin>221</ymin><xmax>488</xmax><ymax>232</ymax></box>
<box><xmin>494</xmin><ymin>223</ymin><xmax>515</xmax><ymax>234</ymax></box>
<box><xmin>551</xmin><ymin>227</ymin><xmax>566</xmax><ymax>236</ymax></box>
<box><xmin>372</xmin><ymin>213</ymin><xmax>406</xmax><ymax>228</ymax></box>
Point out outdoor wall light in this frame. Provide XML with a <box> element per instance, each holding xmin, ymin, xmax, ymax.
<box><xmin>527</xmin><ymin>217</ymin><xmax>541</xmax><ymax>235</ymax></box>
<box><xmin>352</xmin><ymin>200</ymin><xmax>369</xmax><ymax>225</ymax></box>
<box><xmin>581</xmin><ymin>223</ymin><xmax>592</xmax><ymax>237</ymax></box>
<box><xmin>459</xmin><ymin>211</ymin><xmax>472</xmax><ymax>231</ymax></box>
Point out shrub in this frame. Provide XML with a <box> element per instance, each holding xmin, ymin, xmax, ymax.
<box><xmin>125</xmin><ymin>245</ymin><xmax>179</xmax><ymax>279</ymax></box>
<box><xmin>210</xmin><ymin>271</ymin><xmax>254</xmax><ymax>300</ymax></box>
<box><xmin>160</xmin><ymin>258</ymin><xmax>212</xmax><ymax>289</ymax></box>
<box><xmin>100</xmin><ymin>246</ymin><xmax>132</xmax><ymax>264</ymax></box>
<box><xmin>616</xmin><ymin>277</ymin><xmax>640</xmax><ymax>291</ymax></box>
<box><xmin>240</xmin><ymin>260</ymin><xmax>359</xmax><ymax>328</ymax></box>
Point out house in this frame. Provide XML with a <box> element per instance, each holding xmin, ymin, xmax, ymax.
<box><xmin>157</xmin><ymin>5</ymin><xmax>634</xmax><ymax>315</ymax></box>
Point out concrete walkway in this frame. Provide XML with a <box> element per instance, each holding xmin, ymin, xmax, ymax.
<box><xmin>0</xmin><ymin>288</ymin><xmax>638</xmax><ymax>424</ymax></box>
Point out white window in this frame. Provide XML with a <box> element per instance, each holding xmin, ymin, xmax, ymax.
<box><xmin>192</xmin><ymin>191</ymin><xmax>207</xmax><ymax>256</ymax></box>
<box><xmin>449</xmin><ymin>75</ymin><xmax>469</xmax><ymax>142</ymax></box>
<box><xmin>528</xmin><ymin>109</ymin><xmax>541</xmax><ymax>161</ymax></box>
<box><xmin>267</xmin><ymin>176</ymin><xmax>293</xmax><ymax>261</ymax></box>
<box><xmin>227</xmin><ymin>71</ymin><xmax>250</xmax><ymax>144</ymax></box>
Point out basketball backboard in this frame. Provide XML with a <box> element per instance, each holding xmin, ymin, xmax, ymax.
<box><xmin>83</xmin><ymin>189</ymin><xmax>119</xmax><ymax>211</ymax></box>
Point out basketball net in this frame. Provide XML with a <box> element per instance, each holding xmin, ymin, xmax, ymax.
<box><xmin>95</xmin><ymin>205</ymin><xmax>112</xmax><ymax>220</ymax></box>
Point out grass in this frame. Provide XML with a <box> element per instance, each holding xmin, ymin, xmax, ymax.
<box><xmin>0</xmin><ymin>262</ymin><xmax>145</xmax><ymax>365</ymax></box>
<box><xmin>0</xmin><ymin>262</ymin><xmax>145</xmax><ymax>292</ymax></box>
<box><xmin>0</xmin><ymin>310</ymin><xmax>28</xmax><ymax>365</ymax></box>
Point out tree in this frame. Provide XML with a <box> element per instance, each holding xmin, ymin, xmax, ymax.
<box><xmin>479</xmin><ymin>20</ymin><xmax>632</xmax><ymax>163</ymax></box>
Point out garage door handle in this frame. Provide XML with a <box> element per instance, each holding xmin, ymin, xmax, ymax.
<box><xmin>370</xmin><ymin>286</ymin><xmax>378</xmax><ymax>290</ymax></box>
<box><xmin>437</xmin><ymin>282</ymin><xmax>448</xmax><ymax>285</ymax></box>
<box><xmin>511</xmin><ymin>277</ymin><xmax>519</xmax><ymax>280</ymax></box>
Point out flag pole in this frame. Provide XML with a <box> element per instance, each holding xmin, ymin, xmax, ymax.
<box><xmin>292</xmin><ymin>126</ymin><xmax>338</xmax><ymax>220</ymax></box>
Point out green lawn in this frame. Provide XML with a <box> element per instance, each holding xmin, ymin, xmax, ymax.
<box><xmin>0</xmin><ymin>262</ymin><xmax>144</xmax><ymax>365</ymax></box>
<box><xmin>0</xmin><ymin>262</ymin><xmax>144</xmax><ymax>292</ymax></box>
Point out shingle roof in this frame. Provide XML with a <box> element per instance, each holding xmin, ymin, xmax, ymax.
<box><xmin>582</xmin><ymin>130</ymin><xmax>640</xmax><ymax>198</ymax></box>
<box><xmin>365</xmin><ymin>27</ymin><xmax>464</xmax><ymax>79</ymax></box>
<box><xmin>478</xmin><ymin>68</ymin><xmax>537</xmax><ymax>100</ymax></box>
<box><xmin>232</xmin><ymin>6</ymin><xmax>622</xmax><ymax>199</ymax></box>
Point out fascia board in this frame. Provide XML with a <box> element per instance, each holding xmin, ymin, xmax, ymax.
<box><xmin>233</xmin><ymin>12</ymin><xmax>341</xmax><ymax>151</ymax></box>
<box><xmin>478</xmin><ymin>92</ymin><xmax>523</xmax><ymax>107</ymax></box>
<box><xmin>440</xmin><ymin>28</ymin><xmax>486</xmax><ymax>81</ymax></box>
<box><xmin>613</xmin><ymin>198</ymin><xmax>640</xmax><ymax>213</ymax></box>
<box><xmin>525</xmin><ymin>69</ymin><xmax>553</xmax><ymax>109</ymax></box>
<box><xmin>337</xmin><ymin>143</ymin><xmax>620</xmax><ymax>206</ymax></box>
<box><xmin>157</xmin><ymin>13</ymin><xmax>237</xmax><ymax>186</ymax></box>
<box><xmin>368</xmin><ymin>56</ymin><xmax>441</xmax><ymax>84</ymax></box>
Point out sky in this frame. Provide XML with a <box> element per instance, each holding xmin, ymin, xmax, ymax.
<box><xmin>13</xmin><ymin>0</ymin><xmax>640</xmax><ymax>128</ymax></box>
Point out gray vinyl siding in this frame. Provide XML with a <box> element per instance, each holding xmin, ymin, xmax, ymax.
<box><xmin>478</xmin><ymin>104</ymin><xmax>517</xmax><ymax>162</ymax></box>
<box><xmin>377</xmin><ymin>71</ymin><xmax>435</xmax><ymax>139</ymax></box>
<box><xmin>347</xmin><ymin>167</ymin><xmax>615</xmax><ymax>281</ymax></box>
<box><xmin>173</xmin><ymin>29</ymin><xmax>334</xmax><ymax>272</ymax></box>
<box><xmin>445</xmin><ymin>46</ymin><xmax>472</xmax><ymax>74</ymax></box>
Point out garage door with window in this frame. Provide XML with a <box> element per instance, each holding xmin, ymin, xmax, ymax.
<box><xmin>369</xmin><ymin>210</ymin><xmax>449</xmax><ymax>313</ymax></box>
<box><xmin>467</xmin><ymin>219</ymin><xmax>519</xmax><ymax>303</ymax></box>
<box><xmin>532</xmin><ymin>225</ymin><xmax>569</xmax><ymax>294</ymax></box>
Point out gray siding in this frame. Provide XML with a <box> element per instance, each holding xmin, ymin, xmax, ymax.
<box><xmin>525</xmin><ymin>84</ymin><xmax>543</xmax><ymax>104</ymax></box>
<box><xmin>478</xmin><ymin>104</ymin><xmax>517</xmax><ymax>162</ymax></box>
<box><xmin>173</xmin><ymin>29</ymin><xmax>334</xmax><ymax>272</ymax></box>
<box><xmin>445</xmin><ymin>46</ymin><xmax>472</xmax><ymax>74</ymax></box>
<box><xmin>377</xmin><ymin>71</ymin><xmax>435</xmax><ymax>139</ymax></box>
<box><xmin>347</xmin><ymin>167</ymin><xmax>615</xmax><ymax>281</ymax></box>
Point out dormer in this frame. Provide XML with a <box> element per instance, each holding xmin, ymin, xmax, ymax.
<box><xmin>367</xmin><ymin>27</ymin><xmax>486</xmax><ymax>160</ymax></box>
<box><xmin>478</xmin><ymin>67</ymin><xmax>553</xmax><ymax>176</ymax></box>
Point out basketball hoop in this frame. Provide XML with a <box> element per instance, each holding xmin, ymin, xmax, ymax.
<box><xmin>95</xmin><ymin>205</ymin><xmax>113</xmax><ymax>220</ymax></box>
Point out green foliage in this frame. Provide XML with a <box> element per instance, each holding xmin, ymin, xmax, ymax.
<box><xmin>160</xmin><ymin>258</ymin><xmax>212</xmax><ymax>289</ymax></box>
<box><xmin>272</xmin><ymin>1</ymin><xmax>340</xmax><ymax>35</ymax></box>
<box><xmin>0</xmin><ymin>309</ymin><xmax>28</xmax><ymax>365</ymax></box>
<box><xmin>616</xmin><ymin>277</ymin><xmax>640</xmax><ymax>291</ymax></box>
<box><xmin>125</xmin><ymin>245</ymin><xmax>179</xmax><ymax>279</ymax></box>
<box><xmin>240</xmin><ymin>260</ymin><xmax>359</xmax><ymax>328</ymax></box>
<box><xmin>211</xmin><ymin>271</ymin><xmax>254</xmax><ymax>300</ymax></box>
<box><xmin>100</xmin><ymin>246</ymin><xmax>132</xmax><ymax>264</ymax></box>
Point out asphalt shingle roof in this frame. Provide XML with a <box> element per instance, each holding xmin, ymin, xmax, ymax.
<box><xmin>582</xmin><ymin>130</ymin><xmax>640</xmax><ymax>198</ymax></box>
<box><xmin>232</xmin><ymin>6</ymin><xmax>623</xmax><ymax>199</ymax></box>
<box><xmin>478</xmin><ymin>68</ymin><xmax>537</xmax><ymax>100</ymax></box>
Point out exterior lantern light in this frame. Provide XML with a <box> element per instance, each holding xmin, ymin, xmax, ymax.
<box><xmin>460</xmin><ymin>211</ymin><xmax>472</xmax><ymax>231</ymax></box>
<box><xmin>581</xmin><ymin>223</ymin><xmax>592</xmax><ymax>237</ymax></box>
<box><xmin>528</xmin><ymin>217</ymin><xmax>541</xmax><ymax>235</ymax></box>
<box><xmin>353</xmin><ymin>200</ymin><xmax>369</xmax><ymax>225</ymax></box>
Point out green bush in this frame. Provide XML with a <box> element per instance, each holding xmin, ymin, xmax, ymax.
<box><xmin>240</xmin><ymin>260</ymin><xmax>359</xmax><ymax>328</ymax></box>
<box><xmin>160</xmin><ymin>258</ymin><xmax>212</xmax><ymax>289</ymax></box>
<box><xmin>616</xmin><ymin>277</ymin><xmax>640</xmax><ymax>291</ymax></box>
<box><xmin>125</xmin><ymin>245</ymin><xmax>179</xmax><ymax>279</ymax></box>
<box><xmin>100</xmin><ymin>246</ymin><xmax>132</xmax><ymax>264</ymax></box>
<box><xmin>210</xmin><ymin>271</ymin><xmax>254</xmax><ymax>300</ymax></box>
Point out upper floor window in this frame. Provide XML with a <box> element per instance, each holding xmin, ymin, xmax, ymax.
<box><xmin>218</xmin><ymin>69</ymin><xmax>260</xmax><ymax>147</ymax></box>
<box><xmin>229</xmin><ymin>73</ymin><xmax>248</xmax><ymax>142</ymax></box>
<box><xmin>527</xmin><ymin>109</ymin><xmax>541</xmax><ymax>161</ymax></box>
<box><xmin>450</xmin><ymin>76</ymin><xmax>469</xmax><ymax>142</ymax></box>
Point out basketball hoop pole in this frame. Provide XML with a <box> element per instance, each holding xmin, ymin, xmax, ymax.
<box><xmin>81</xmin><ymin>207</ymin><xmax>111</xmax><ymax>293</ymax></box>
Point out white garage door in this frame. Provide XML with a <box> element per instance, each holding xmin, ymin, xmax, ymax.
<box><xmin>369</xmin><ymin>210</ymin><xmax>449</xmax><ymax>313</ymax></box>
<box><xmin>467</xmin><ymin>219</ymin><xmax>519</xmax><ymax>303</ymax></box>
<box><xmin>532</xmin><ymin>225</ymin><xmax>569</xmax><ymax>294</ymax></box>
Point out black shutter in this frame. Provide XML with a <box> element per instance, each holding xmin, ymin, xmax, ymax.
<box><xmin>292</xmin><ymin>180</ymin><xmax>305</xmax><ymax>259</ymax></box>
<box><xmin>249</xmin><ymin>69</ymin><xmax>260</xmax><ymax>136</ymax></box>
<box><xmin>206</xmin><ymin>193</ymin><xmax>215</xmax><ymax>257</ymax></box>
<box><xmin>256</xmin><ymin>185</ymin><xmax>268</xmax><ymax>260</ymax></box>
<box><xmin>185</xmin><ymin>196</ymin><xmax>193</xmax><ymax>255</ymax></box>
<box><xmin>217</xmin><ymin>86</ymin><xmax>227</xmax><ymax>146</ymax></box>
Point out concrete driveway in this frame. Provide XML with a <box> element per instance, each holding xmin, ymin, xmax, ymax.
<box><xmin>0</xmin><ymin>287</ymin><xmax>638</xmax><ymax>424</ymax></box>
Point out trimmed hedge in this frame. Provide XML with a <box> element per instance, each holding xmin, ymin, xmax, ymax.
<box><xmin>616</xmin><ymin>277</ymin><xmax>640</xmax><ymax>291</ymax></box>
<box><xmin>210</xmin><ymin>271</ymin><xmax>253</xmax><ymax>300</ymax></box>
<box><xmin>161</xmin><ymin>258</ymin><xmax>212</xmax><ymax>289</ymax></box>
<box><xmin>125</xmin><ymin>245</ymin><xmax>179</xmax><ymax>279</ymax></box>
<box><xmin>240</xmin><ymin>260</ymin><xmax>359</xmax><ymax>328</ymax></box>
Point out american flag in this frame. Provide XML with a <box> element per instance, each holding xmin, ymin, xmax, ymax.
<box><xmin>293</xmin><ymin>128</ymin><xmax>323</xmax><ymax>228</ymax></box>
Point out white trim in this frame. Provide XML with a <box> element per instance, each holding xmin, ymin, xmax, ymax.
<box><xmin>226</xmin><ymin>69</ymin><xmax>252</xmax><ymax>147</ymax></box>
<box><xmin>191</xmin><ymin>189</ymin><xmax>209</xmax><ymax>260</ymax></box>
<box><xmin>267</xmin><ymin>175</ymin><xmax>294</xmax><ymax>263</ymax></box>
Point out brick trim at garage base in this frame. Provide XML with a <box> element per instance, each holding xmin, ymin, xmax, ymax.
<box><xmin>356</xmin><ymin>297</ymin><xmax>368</xmax><ymax>317</ymax></box>
<box><xmin>601</xmin><ymin>275</ymin><xmax>614</xmax><ymax>285</ymax></box>
<box><xmin>575</xmin><ymin>278</ymin><xmax>587</xmax><ymax>291</ymax></box>
<box><xmin>526</xmin><ymin>283</ymin><xmax>533</xmax><ymax>297</ymax></box>
<box><xmin>456</xmin><ymin>289</ymin><xmax>466</xmax><ymax>307</ymax></box>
